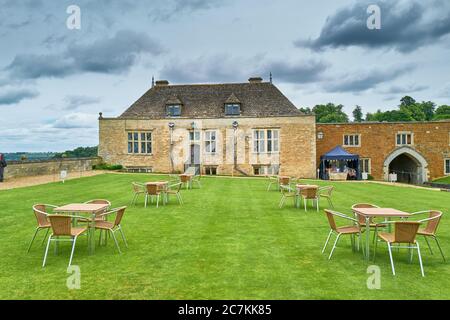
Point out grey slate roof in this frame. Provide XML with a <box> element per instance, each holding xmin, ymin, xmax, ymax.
<box><xmin>119</xmin><ymin>82</ymin><xmax>303</xmax><ymax>119</ymax></box>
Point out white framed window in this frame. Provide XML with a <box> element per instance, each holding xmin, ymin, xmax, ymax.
<box><xmin>128</xmin><ymin>131</ymin><xmax>152</xmax><ymax>154</ymax></box>
<box><xmin>396</xmin><ymin>132</ymin><xmax>413</xmax><ymax>146</ymax></box>
<box><xmin>445</xmin><ymin>159</ymin><xmax>450</xmax><ymax>175</ymax></box>
<box><xmin>166</xmin><ymin>104</ymin><xmax>181</xmax><ymax>117</ymax></box>
<box><xmin>253</xmin><ymin>165</ymin><xmax>279</xmax><ymax>176</ymax></box>
<box><xmin>189</xmin><ymin>130</ymin><xmax>200</xmax><ymax>142</ymax></box>
<box><xmin>205</xmin><ymin>130</ymin><xmax>217</xmax><ymax>154</ymax></box>
<box><xmin>360</xmin><ymin>158</ymin><xmax>371</xmax><ymax>174</ymax></box>
<box><xmin>253</xmin><ymin>129</ymin><xmax>279</xmax><ymax>153</ymax></box>
<box><xmin>343</xmin><ymin>134</ymin><xmax>360</xmax><ymax>147</ymax></box>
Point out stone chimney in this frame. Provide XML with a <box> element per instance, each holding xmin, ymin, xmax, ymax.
<box><xmin>248</xmin><ymin>77</ymin><xmax>263</xmax><ymax>83</ymax></box>
<box><xmin>155</xmin><ymin>80</ymin><xmax>169</xmax><ymax>87</ymax></box>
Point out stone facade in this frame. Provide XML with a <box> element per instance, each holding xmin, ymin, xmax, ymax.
<box><xmin>316</xmin><ymin>122</ymin><xmax>450</xmax><ymax>182</ymax></box>
<box><xmin>4</xmin><ymin>157</ymin><xmax>101</xmax><ymax>180</ymax></box>
<box><xmin>99</xmin><ymin>116</ymin><xmax>317</xmax><ymax>178</ymax></box>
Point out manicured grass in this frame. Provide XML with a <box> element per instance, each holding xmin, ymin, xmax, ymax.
<box><xmin>434</xmin><ymin>176</ymin><xmax>450</xmax><ymax>184</ymax></box>
<box><xmin>0</xmin><ymin>174</ymin><xmax>449</xmax><ymax>300</ymax></box>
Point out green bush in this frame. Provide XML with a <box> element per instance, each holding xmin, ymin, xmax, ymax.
<box><xmin>93</xmin><ymin>163</ymin><xmax>123</xmax><ymax>171</ymax></box>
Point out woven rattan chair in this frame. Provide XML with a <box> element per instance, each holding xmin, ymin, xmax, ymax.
<box><xmin>351</xmin><ymin>203</ymin><xmax>387</xmax><ymax>243</ymax></box>
<box><xmin>192</xmin><ymin>175</ymin><xmax>202</xmax><ymax>188</ymax></box>
<box><xmin>318</xmin><ymin>186</ymin><xmax>334</xmax><ymax>208</ymax></box>
<box><xmin>95</xmin><ymin>207</ymin><xmax>128</xmax><ymax>254</ymax></box>
<box><xmin>28</xmin><ymin>204</ymin><xmax>57</xmax><ymax>253</ymax></box>
<box><xmin>131</xmin><ymin>182</ymin><xmax>146</xmax><ymax>206</ymax></box>
<box><xmin>77</xmin><ymin>199</ymin><xmax>111</xmax><ymax>223</ymax></box>
<box><xmin>279</xmin><ymin>185</ymin><xmax>297</xmax><ymax>208</ymax></box>
<box><xmin>166</xmin><ymin>182</ymin><xmax>183</xmax><ymax>205</ymax></box>
<box><xmin>267</xmin><ymin>175</ymin><xmax>278</xmax><ymax>191</ymax></box>
<box><xmin>145</xmin><ymin>184</ymin><xmax>162</xmax><ymax>208</ymax></box>
<box><xmin>278</xmin><ymin>176</ymin><xmax>291</xmax><ymax>191</ymax></box>
<box><xmin>300</xmin><ymin>187</ymin><xmax>319</xmax><ymax>212</ymax></box>
<box><xmin>322</xmin><ymin>210</ymin><xmax>362</xmax><ymax>259</ymax></box>
<box><xmin>42</xmin><ymin>215</ymin><xmax>88</xmax><ymax>267</ymax></box>
<box><xmin>374</xmin><ymin>221</ymin><xmax>424</xmax><ymax>277</ymax></box>
<box><xmin>410</xmin><ymin>210</ymin><xmax>445</xmax><ymax>261</ymax></box>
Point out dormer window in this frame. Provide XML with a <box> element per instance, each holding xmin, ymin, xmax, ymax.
<box><xmin>225</xmin><ymin>103</ymin><xmax>241</xmax><ymax>116</ymax></box>
<box><xmin>167</xmin><ymin>104</ymin><xmax>181</xmax><ymax>117</ymax></box>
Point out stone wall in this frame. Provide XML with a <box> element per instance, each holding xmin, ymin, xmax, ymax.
<box><xmin>4</xmin><ymin>157</ymin><xmax>101</xmax><ymax>180</ymax></box>
<box><xmin>316</xmin><ymin>121</ymin><xmax>450</xmax><ymax>181</ymax></box>
<box><xmin>99</xmin><ymin>116</ymin><xmax>317</xmax><ymax>178</ymax></box>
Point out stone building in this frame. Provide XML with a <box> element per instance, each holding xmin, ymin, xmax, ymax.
<box><xmin>316</xmin><ymin>122</ymin><xmax>450</xmax><ymax>183</ymax></box>
<box><xmin>98</xmin><ymin>78</ymin><xmax>317</xmax><ymax>178</ymax></box>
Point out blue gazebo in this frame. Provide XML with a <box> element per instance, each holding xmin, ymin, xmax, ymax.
<box><xmin>319</xmin><ymin>146</ymin><xmax>360</xmax><ymax>180</ymax></box>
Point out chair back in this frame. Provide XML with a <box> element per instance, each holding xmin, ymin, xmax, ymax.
<box><xmin>180</xmin><ymin>175</ymin><xmax>191</xmax><ymax>183</ymax></box>
<box><xmin>279</xmin><ymin>177</ymin><xmax>290</xmax><ymax>186</ymax></box>
<box><xmin>423</xmin><ymin>211</ymin><xmax>443</xmax><ymax>235</ymax></box>
<box><xmin>324</xmin><ymin>210</ymin><xmax>338</xmax><ymax>231</ymax></box>
<box><xmin>319</xmin><ymin>186</ymin><xmax>333</xmax><ymax>197</ymax></box>
<box><xmin>301</xmin><ymin>187</ymin><xmax>318</xmax><ymax>199</ymax></box>
<box><xmin>170</xmin><ymin>182</ymin><xmax>183</xmax><ymax>192</ymax></box>
<box><xmin>394</xmin><ymin>222</ymin><xmax>420</xmax><ymax>243</ymax></box>
<box><xmin>146</xmin><ymin>184</ymin><xmax>160</xmax><ymax>195</ymax></box>
<box><xmin>48</xmin><ymin>215</ymin><xmax>72</xmax><ymax>236</ymax></box>
<box><xmin>184</xmin><ymin>167</ymin><xmax>197</xmax><ymax>175</ymax></box>
<box><xmin>33</xmin><ymin>204</ymin><xmax>50</xmax><ymax>227</ymax></box>
<box><xmin>113</xmin><ymin>207</ymin><xmax>127</xmax><ymax>227</ymax></box>
<box><xmin>352</xmin><ymin>203</ymin><xmax>379</xmax><ymax>225</ymax></box>
<box><xmin>132</xmin><ymin>182</ymin><xmax>145</xmax><ymax>193</ymax></box>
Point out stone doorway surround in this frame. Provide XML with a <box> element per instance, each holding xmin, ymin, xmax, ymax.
<box><xmin>383</xmin><ymin>146</ymin><xmax>429</xmax><ymax>184</ymax></box>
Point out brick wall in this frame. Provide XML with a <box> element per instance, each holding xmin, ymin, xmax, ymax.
<box><xmin>316</xmin><ymin>122</ymin><xmax>450</xmax><ymax>181</ymax></box>
<box><xmin>99</xmin><ymin>116</ymin><xmax>317</xmax><ymax>178</ymax></box>
<box><xmin>4</xmin><ymin>157</ymin><xmax>101</xmax><ymax>180</ymax></box>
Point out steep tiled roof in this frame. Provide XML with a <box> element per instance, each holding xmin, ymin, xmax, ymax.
<box><xmin>119</xmin><ymin>82</ymin><xmax>303</xmax><ymax>119</ymax></box>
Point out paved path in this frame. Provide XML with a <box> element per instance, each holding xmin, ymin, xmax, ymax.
<box><xmin>0</xmin><ymin>171</ymin><xmax>106</xmax><ymax>190</ymax></box>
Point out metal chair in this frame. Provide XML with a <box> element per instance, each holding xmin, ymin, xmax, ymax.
<box><xmin>267</xmin><ymin>175</ymin><xmax>278</xmax><ymax>191</ymax></box>
<box><xmin>94</xmin><ymin>207</ymin><xmax>128</xmax><ymax>254</ymax></box>
<box><xmin>300</xmin><ymin>187</ymin><xmax>319</xmax><ymax>212</ymax></box>
<box><xmin>279</xmin><ymin>185</ymin><xmax>297</xmax><ymax>208</ymax></box>
<box><xmin>166</xmin><ymin>182</ymin><xmax>183</xmax><ymax>205</ymax></box>
<box><xmin>78</xmin><ymin>199</ymin><xmax>111</xmax><ymax>222</ymax></box>
<box><xmin>410</xmin><ymin>210</ymin><xmax>445</xmax><ymax>262</ymax></box>
<box><xmin>145</xmin><ymin>184</ymin><xmax>162</xmax><ymax>208</ymax></box>
<box><xmin>42</xmin><ymin>215</ymin><xmax>88</xmax><ymax>267</ymax></box>
<box><xmin>374</xmin><ymin>221</ymin><xmax>424</xmax><ymax>277</ymax></box>
<box><xmin>192</xmin><ymin>175</ymin><xmax>202</xmax><ymax>188</ymax></box>
<box><xmin>352</xmin><ymin>203</ymin><xmax>387</xmax><ymax>244</ymax></box>
<box><xmin>318</xmin><ymin>186</ymin><xmax>334</xmax><ymax>208</ymax></box>
<box><xmin>322</xmin><ymin>210</ymin><xmax>362</xmax><ymax>259</ymax></box>
<box><xmin>28</xmin><ymin>204</ymin><xmax>57</xmax><ymax>253</ymax></box>
<box><xmin>131</xmin><ymin>182</ymin><xmax>146</xmax><ymax>206</ymax></box>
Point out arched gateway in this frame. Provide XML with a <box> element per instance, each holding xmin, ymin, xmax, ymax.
<box><xmin>383</xmin><ymin>147</ymin><xmax>429</xmax><ymax>184</ymax></box>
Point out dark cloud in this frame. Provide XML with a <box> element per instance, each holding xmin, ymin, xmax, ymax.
<box><xmin>295</xmin><ymin>0</ymin><xmax>450</xmax><ymax>53</ymax></box>
<box><xmin>5</xmin><ymin>30</ymin><xmax>163</xmax><ymax>80</ymax></box>
<box><xmin>150</xmin><ymin>0</ymin><xmax>225</xmax><ymax>21</ymax></box>
<box><xmin>377</xmin><ymin>84</ymin><xmax>429</xmax><ymax>95</ymax></box>
<box><xmin>323</xmin><ymin>65</ymin><xmax>413</xmax><ymax>93</ymax></box>
<box><xmin>0</xmin><ymin>88</ymin><xmax>39</xmax><ymax>105</ymax></box>
<box><xmin>262</xmin><ymin>60</ymin><xmax>329</xmax><ymax>84</ymax></box>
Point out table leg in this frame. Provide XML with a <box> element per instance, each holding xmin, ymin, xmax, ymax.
<box><xmin>89</xmin><ymin>213</ymin><xmax>95</xmax><ymax>255</ymax></box>
<box><xmin>365</xmin><ymin>216</ymin><xmax>370</xmax><ymax>261</ymax></box>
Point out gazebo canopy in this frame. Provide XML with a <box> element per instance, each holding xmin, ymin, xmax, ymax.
<box><xmin>321</xmin><ymin>146</ymin><xmax>359</xmax><ymax>161</ymax></box>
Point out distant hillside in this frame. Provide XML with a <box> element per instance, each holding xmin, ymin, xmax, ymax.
<box><xmin>3</xmin><ymin>146</ymin><xmax>98</xmax><ymax>162</ymax></box>
<box><xmin>3</xmin><ymin>152</ymin><xmax>56</xmax><ymax>162</ymax></box>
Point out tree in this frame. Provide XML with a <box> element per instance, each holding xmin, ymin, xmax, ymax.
<box><xmin>418</xmin><ymin>101</ymin><xmax>436</xmax><ymax>121</ymax></box>
<box><xmin>434</xmin><ymin>105</ymin><xmax>450</xmax><ymax>120</ymax></box>
<box><xmin>352</xmin><ymin>105</ymin><xmax>364</xmax><ymax>122</ymax></box>
<box><xmin>312</xmin><ymin>103</ymin><xmax>349</xmax><ymax>123</ymax></box>
<box><xmin>400</xmin><ymin>96</ymin><xmax>416</xmax><ymax>107</ymax></box>
<box><xmin>53</xmin><ymin>146</ymin><xmax>98</xmax><ymax>159</ymax></box>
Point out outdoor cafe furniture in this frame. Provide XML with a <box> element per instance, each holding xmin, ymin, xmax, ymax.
<box><xmin>322</xmin><ymin>210</ymin><xmax>362</xmax><ymax>260</ymax></box>
<box><xmin>53</xmin><ymin>202</ymin><xmax>110</xmax><ymax>254</ymax></box>
<box><xmin>374</xmin><ymin>221</ymin><xmax>425</xmax><ymax>277</ymax></box>
<box><xmin>351</xmin><ymin>207</ymin><xmax>411</xmax><ymax>262</ymax></box>
<box><xmin>180</xmin><ymin>174</ymin><xmax>193</xmax><ymax>189</ymax></box>
<box><xmin>192</xmin><ymin>175</ymin><xmax>202</xmax><ymax>188</ymax></box>
<box><xmin>351</xmin><ymin>203</ymin><xmax>388</xmax><ymax>245</ymax></box>
<box><xmin>278</xmin><ymin>176</ymin><xmax>291</xmax><ymax>191</ymax></box>
<box><xmin>145</xmin><ymin>181</ymin><xmax>169</xmax><ymax>207</ymax></box>
<box><xmin>318</xmin><ymin>186</ymin><xmax>334</xmax><ymax>209</ymax></box>
<box><xmin>267</xmin><ymin>175</ymin><xmax>278</xmax><ymax>191</ymax></box>
<box><xmin>409</xmin><ymin>210</ymin><xmax>445</xmax><ymax>261</ymax></box>
<box><xmin>166</xmin><ymin>182</ymin><xmax>184</xmax><ymax>205</ymax></box>
<box><xmin>296</xmin><ymin>184</ymin><xmax>319</xmax><ymax>211</ymax></box>
<box><xmin>28</xmin><ymin>204</ymin><xmax>57</xmax><ymax>253</ymax></box>
<box><xmin>131</xmin><ymin>182</ymin><xmax>146</xmax><ymax>206</ymax></box>
<box><xmin>42</xmin><ymin>214</ymin><xmax>88</xmax><ymax>267</ymax></box>
<box><xmin>78</xmin><ymin>199</ymin><xmax>111</xmax><ymax>222</ymax></box>
<box><xmin>279</xmin><ymin>185</ymin><xmax>297</xmax><ymax>208</ymax></box>
<box><xmin>94</xmin><ymin>207</ymin><xmax>128</xmax><ymax>254</ymax></box>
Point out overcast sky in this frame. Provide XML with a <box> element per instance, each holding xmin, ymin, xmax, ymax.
<box><xmin>0</xmin><ymin>0</ymin><xmax>449</xmax><ymax>152</ymax></box>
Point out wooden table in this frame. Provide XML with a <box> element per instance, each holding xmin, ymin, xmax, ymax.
<box><xmin>146</xmin><ymin>181</ymin><xmax>169</xmax><ymax>204</ymax></box>
<box><xmin>295</xmin><ymin>184</ymin><xmax>319</xmax><ymax>208</ymax></box>
<box><xmin>54</xmin><ymin>203</ymin><xmax>109</xmax><ymax>254</ymax></box>
<box><xmin>352</xmin><ymin>207</ymin><xmax>411</xmax><ymax>261</ymax></box>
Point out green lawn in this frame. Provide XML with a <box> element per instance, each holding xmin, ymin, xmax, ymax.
<box><xmin>0</xmin><ymin>174</ymin><xmax>449</xmax><ymax>300</ymax></box>
<box><xmin>434</xmin><ymin>176</ymin><xmax>450</xmax><ymax>184</ymax></box>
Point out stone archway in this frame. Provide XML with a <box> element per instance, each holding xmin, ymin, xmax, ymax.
<box><xmin>383</xmin><ymin>147</ymin><xmax>429</xmax><ymax>184</ymax></box>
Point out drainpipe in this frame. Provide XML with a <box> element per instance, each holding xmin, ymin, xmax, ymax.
<box><xmin>232</xmin><ymin>121</ymin><xmax>248</xmax><ymax>176</ymax></box>
<box><xmin>169</xmin><ymin>122</ymin><xmax>175</xmax><ymax>173</ymax></box>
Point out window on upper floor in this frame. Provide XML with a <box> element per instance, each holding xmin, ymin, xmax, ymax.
<box><xmin>253</xmin><ymin>129</ymin><xmax>279</xmax><ymax>153</ymax></box>
<box><xmin>225</xmin><ymin>103</ymin><xmax>241</xmax><ymax>116</ymax></box>
<box><xmin>128</xmin><ymin>131</ymin><xmax>152</xmax><ymax>154</ymax></box>
<box><xmin>396</xmin><ymin>132</ymin><xmax>413</xmax><ymax>146</ymax></box>
<box><xmin>205</xmin><ymin>130</ymin><xmax>217</xmax><ymax>154</ymax></box>
<box><xmin>343</xmin><ymin>134</ymin><xmax>360</xmax><ymax>147</ymax></box>
<box><xmin>166</xmin><ymin>104</ymin><xmax>181</xmax><ymax>117</ymax></box>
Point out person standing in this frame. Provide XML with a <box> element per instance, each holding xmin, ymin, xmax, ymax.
<box><xmin>0</xmin><ymin>153</ymin><xmax>7</xmax><ymax>182</ymax></box>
